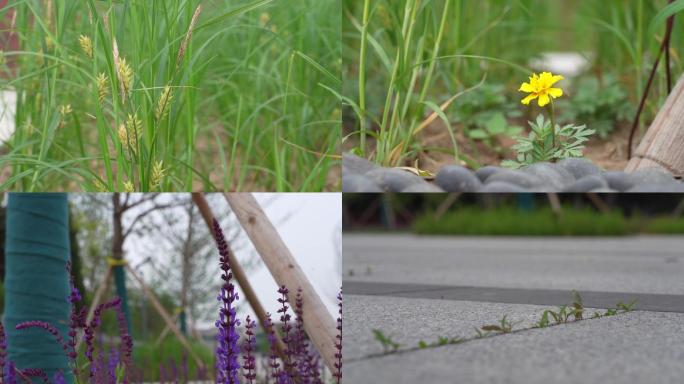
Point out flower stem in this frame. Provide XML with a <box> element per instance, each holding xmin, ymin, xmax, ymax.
<box><xmin>548</xmin><ymin>100</ymin><xmax>556</xmax><ymax>152</ymax></box>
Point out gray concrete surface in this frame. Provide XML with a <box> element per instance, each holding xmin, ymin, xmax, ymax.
<box><xmin>343</xmin><ymin>234</ymin><xmax>684</xmax><ymax>383</ymax></box>
<box><xmin>345</xmin><ymin>311</ymin><xmax>684</xmax><ymax>384</ymax></box>
<box><xmin>344</xmin><ymin>294</ymin><xmax>581</xmax><ymax>360</ymax></box>
<box><xmin>346</xmin><ymin>281</ymin><xmax>684</xmax><ymax>312</ymax></box>
<box><xmin>344</xmin><ymin>234</ymin><xmax>684</xmax><ymax>294</ymax></box>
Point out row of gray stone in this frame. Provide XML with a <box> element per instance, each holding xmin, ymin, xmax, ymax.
<box><xmin>343</xmin><ymin>153</ymin><xmax>684</xmax><ymax>192</ymax></box>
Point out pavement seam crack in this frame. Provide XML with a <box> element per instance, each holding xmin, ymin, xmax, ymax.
<box><xmin>346</xmin><ymin>310</ymin><xmax>634</xmax><ymax>363</ymax></box>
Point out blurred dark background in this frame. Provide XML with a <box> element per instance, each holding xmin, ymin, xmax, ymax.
<box><xmin>343</xmin><ymin>194</ymin><xmax>684</xmax><ymax>236</ymax></box>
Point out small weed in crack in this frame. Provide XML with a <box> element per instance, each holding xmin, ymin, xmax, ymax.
<box><xmin>372</xmin><ymin>329</ymin><xmax>401</xmax><ymax>353</ymax></box>
<box><xmin>370</xmin><ymin>290</ymin><xmax>638</xmax><ymax>356</ymax></box>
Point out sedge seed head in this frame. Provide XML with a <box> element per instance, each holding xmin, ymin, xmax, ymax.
<box><xmin>126</xmin><ymin>113</ymin><xmax>142</xmax><ymax>136</ymax></box>
<box><xmin>59</xmin><ymin>104</ymin><xmax>73</xmax><ymax>117</ymax></box>
<box><xmin>155</xmin><ymin>86</ymin><xmax>173</xmax><ymax>121</ymax></box>
<box><xmin>94</xmin><ymin>179</ymin><xmax>108</xmax><ymax>192</ymax></box>
<box><xmin>117</xmin><ymin>123</ymin><xmax>129</xmax><ymax>146</ymax></box>
<box><xmin>96</xmin><ymin>73</ymin><xmax>109</xmax><ymax>104</ymax></box>
<box><xmin>260</xmin><ymin>12</ymin><xmax>271</xmax><ymax>27</ymax></box>
<box><xmin>151</xmin><ymin>161</ymin><xmax>165</xmax><ymax>189</ymax></box>
<box><xmin>118</xmin><ymin>57</ymin><xmax>134</xmax><ymax>95</ymax></box>
<box><xmin>123</xmin><ymin>181</ymin><xmax>135</xmax><ymax>193</ymax></box>
<box><xmin>78</xmin><ymin>35</ymin><xmax>93</xmax><ymax>59</ymax></box>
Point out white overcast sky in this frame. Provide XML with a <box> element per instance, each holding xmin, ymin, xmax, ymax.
<box><xmin>123</xmin><ymin>193</ymin><xmax>342</xmax><ymax>329</ymax></box>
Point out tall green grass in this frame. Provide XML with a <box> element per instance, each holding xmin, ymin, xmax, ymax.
<box><xmin>413</xmin><ymin>206</ymin><xmax>684</xmax><ymax>236</ymax></box>
<box><xmin>0</xmin><ymin>0</ymin><xmax>340</xmax><ymax>191</ymax></box>
<box><xmin>343</xmin><ymin>0</ymin><xmax>683</xmax><ymax>167</ymax></box>
<box><xmin>413</xmin><ymin>206</ymin><xmax>630</xmax><ymax>236</ymax></box>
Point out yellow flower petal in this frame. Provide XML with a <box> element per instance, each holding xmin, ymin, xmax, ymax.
<box><xmin>519</xmin><ymin>82</ymin><xmax>535</xmax><ymax>93</ymax></box>
<box><xmin>537</xmin><ymin>93</ymin><xmax>550</xmax><ymax>107</ymax></box>
<box><xmin>521</xmin><ymin>93</ymin><xmax>537</xmax><ymax>105</ymax></box>
<box><xmin>548</xmin><ymin>74</ymin><xmax>564</xmax><ymax>86</ymax></box>
<box><xmin>548</xmin><ymin>87</ymin><xmax>563</xmax><ymax>98</ymax></box>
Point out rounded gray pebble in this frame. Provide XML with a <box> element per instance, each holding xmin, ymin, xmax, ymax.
<box><xmin>625</xmin><ymin>183</ymin><xmax>684</xmax><ymax>193</ymax></box>
<box><xmin>562</xmin><ymin>174</ymin><xmax>608</xmax><ymax>193</ymax></box>
<box><xmin>603</xmin><ymin>171</ymin><xmax>636</xmax><ymax>192</ymax></box>
<box><xmin>630</xmin><ymin>167</ymin><xmax>677</xmax><ymax>185</ymax></box>
<box><xmin>343</xmin><ymin>152</ymin><xmax>378</xmax><ymax>175</ymax></box>
<box><xmin>485</xmin><ymin>169</ymin><xmax>543</xmax><ymax>189</ymax></box>
<box><xmin>557</xmin><ymin>158</ymin><xmax>602</xmax><ymax>179</ymax></box>
<box><xmin>474</xmin><ymin>166</ymin><xmax>503</xmax><ymax>183</ymax></box>
<box><xmin>479</xmin><ymin>181</ymin><xmax>528</xmax><ymax>193</ymax></box>
<box><xmin>342</xmin><ymin>174</ymin><xmax>383</xmax><ymax>192</ymax></box>
<box><xmin>366</xmin><ymin>168</ymin><xmax>428</xmax><ymax>192</ymax></box>
<box><xmin>400</xmin><ymin>183</ymin><xmax>445</xmax><ymax>193</ymax></box>
<box><xmin>522</xmin><ymin>162</ymin><xmax>575</xmax><ymax>190</ymax></box>
<box><xmin>435</xmin><ymin>165</ymin><xmax>482</xmax><ymax>192</ymax></box>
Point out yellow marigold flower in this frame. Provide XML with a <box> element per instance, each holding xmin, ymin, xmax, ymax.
<box><xmin>519</xmin><ymin>71</ymin><xmax>564</xmax><ymax>107</ymax></box>
<box><xmin>79</xmin><ymin>35</ymin><xmax>93</xmax><ymax>59</ymax></box>
<box><xmin>96</xmin><ymin>73</ymin><xmax>109</xmax><ymax>104</ymax></box>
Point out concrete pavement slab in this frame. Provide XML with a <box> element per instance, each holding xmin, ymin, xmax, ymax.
<box><xmin>345</xmin><ymin>281</ymin><xmax>684</xmax><ymax>313</ymax></box>
<box><xmin>344</xmin><ymin>294</ymin><xmax>600</xmax><ymax>360</ymax></box>
<box><xmin>344</xmin><ymin>310</ymin><xmax>684</xmax><ymax>384</ymax></box>
<box><xmin>344</xmin><ymin>234</ymin><xmax>684</xmax><ymax>294</ymax></box>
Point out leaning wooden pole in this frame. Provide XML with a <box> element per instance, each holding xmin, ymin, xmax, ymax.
<box><xmin>224</xmin><ymin>193</ymin><xmax>337</xmax><ymax>372</ymax></box>
<box><xmin>191</xmin><ymin>193</ymin><xmax>290</xmax><ymax>364</ymax></box>
<box><xmin>626</xmin><ymin>74</ymin><xmax>684</xmax><ymax>177</ymax></box>
<box><xmin>125</xmin><ymin>264</ymin><xmax>206</xmax><ymax>371</ymax></box>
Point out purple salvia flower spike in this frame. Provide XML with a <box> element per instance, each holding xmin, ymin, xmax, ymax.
<box><xmin>242</xmin><ymin>316</ymin><xmax>257</xmax><ymax>383</ymax></box>
<box><xmin>0</xmin><ymin>321</ymin><xmax>7</xmax><ymax>382</ymax></box>
<box><xmin>19</xmin><ymin>368</ymin><xmax>49</xmax><ymax>384</ymax></box>
<box><xmin>213</xmin><ymin>219</ymin><xmax>241</xmax><ymax>383</ymax></box>
<box><xmin>333</xmin><ymin>290</ymin><xmax>343</xmax><ymax>384</ymax></box>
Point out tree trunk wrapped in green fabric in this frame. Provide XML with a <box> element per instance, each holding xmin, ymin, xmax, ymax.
<box><xmin>5</xmin><ymin>193</ymin><xmax>72</xmax><ymax>382</ymax></box>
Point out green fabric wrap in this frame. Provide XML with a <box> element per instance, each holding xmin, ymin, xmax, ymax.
<box><xmin>112</xmin><ymin>264</ymin><xmax>131</xmax><ymax>329</ymax></box>
<box><xmin>5</xmin><ymin>193</ymin><xmax>73</xmax><ymax>383</ymax></box>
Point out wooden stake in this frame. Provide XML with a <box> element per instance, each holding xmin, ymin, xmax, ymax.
<box><xmin>154</xmin><ymin>312</ymin><xmax>179</xmax><ymax>347</ymax></box>
<box><xmin>626</xmin><ymin>74</ymin><xmax>684</xmax><ymax>177</ymax></box>
<box><xmin>191</xmin><ymin>193</ymin><xmax>290</xmax><ymax>363</ymax></box>
<box><xmin>224</xmin><ymin>193</ymin><xmax>338</xmax><ymax>372</ymax></box>
<box><xmin>125</xmin><ymin>264</ymin><xmax>206</xmax><ymax>371</ymax></box>
<box><xmin>76</xmin><ymin>265</ymin><xmax>113</xmax><ymax>349</ymax></box>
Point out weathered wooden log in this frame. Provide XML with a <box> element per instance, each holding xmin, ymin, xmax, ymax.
<box><xmin>626</xmin><ymin>74</ymin><xmax>684</xmax><ymax>177</ymax></box>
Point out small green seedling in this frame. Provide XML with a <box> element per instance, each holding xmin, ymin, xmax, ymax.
<box><xmin>571</xmin><ymin>290</ymin><xmax>584</xmax><ymax>321</ymax></box>
<box><xmin>503</xmin><ymin>114</ymin><xmax>595</xmax><ymax>168</ymax></box>
<box><xmin>467</xmin><ymin>112</ymin><xmax>523</xmax><ymax>149</ymax></box>
<box><xmin>372</xmin><ymin>329</ymin><xmax>401</xmax><ymax>353</ymax></box>
<box><xmin>536</xmin><ymin>310</ymin><xmax>551</xmax><ymax>328</ymax></box>
<box><xmin>547</xmin><ymin>305</ymin><xmax>571</xmax><ymax>325</ymax></box>
<box><xmin>616</xmin><ymin>300</ymin><xmax>637</xmax><ymax>312</ymax></box>
<box><xmin>481</xmin><ymin>315</ymin><xmax>514</xmax><ymax>334</ymax></box>
<box><xmin>418</xmin><ymin>336</ymin><xmax>462</xmax><ymax>349</ymax></box>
